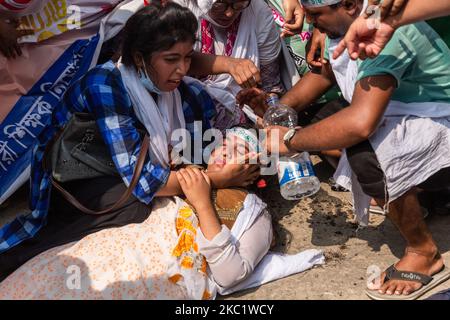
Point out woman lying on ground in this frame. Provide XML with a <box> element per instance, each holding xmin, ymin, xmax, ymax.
<box><xmin>0</xmin><ymin>2</ymin><xmax>261</xmax><ymax>281</ymax></box>
<box><xmin>0</xmin><ymin>125</ymin><xmax>324</xmax><ymax>299</ymax></box>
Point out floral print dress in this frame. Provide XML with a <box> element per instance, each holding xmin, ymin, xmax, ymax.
<box><xmin>0</xmin><ymin>197</ymin><xmax>216</xmax><ymax>300</ymax></box>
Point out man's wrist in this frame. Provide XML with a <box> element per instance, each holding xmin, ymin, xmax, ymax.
<box><xmin>283</xmin><ymin>127</ymin><xmax>301</xmax><ymax>151</ymax></box>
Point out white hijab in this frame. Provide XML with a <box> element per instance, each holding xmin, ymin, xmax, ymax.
<box><xmin>218</xmin><ymin>193</ymin><xmax>325</xmax><ymax>296</ymax></box>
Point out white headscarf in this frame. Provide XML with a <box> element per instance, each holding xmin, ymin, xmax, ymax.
<box><xmin>172</xmin><ymin>0</ymin><xmax>216</xmax><ymax>18</ymax></box>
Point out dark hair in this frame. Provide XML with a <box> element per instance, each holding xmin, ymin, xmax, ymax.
<box><xmin>121</xmin><ymin>1</ymin><xmax>198</xmax><ymax>67</ymax></box>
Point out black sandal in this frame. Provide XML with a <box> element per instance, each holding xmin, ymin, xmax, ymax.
<box><xmin>365</xmin><ymin>263</ymin><xmax>450</xmax><ymax>300</ymax></box>
<box><xmin>384</xmin><ymin>264</ymin><xmax>434</xmax><ymax>286</ymax></box>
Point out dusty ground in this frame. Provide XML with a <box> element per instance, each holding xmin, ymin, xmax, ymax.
<box><xmin>1</xmin><ymin>156</ymin><xmax>450</xmax><ymax>300</ymax></box>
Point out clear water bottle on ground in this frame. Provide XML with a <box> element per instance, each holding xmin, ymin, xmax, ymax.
<box><xmin>263</xmin><ymin>95</ymin><xmax>321</xmax><ymax>200</ymax></box>
<box><xmin>277</xmin><ymin>152</ymin><xmax>321</xmax><ymax>200</ymax></box>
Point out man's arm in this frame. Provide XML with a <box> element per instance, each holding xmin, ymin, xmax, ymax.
<box><xmin>387</xmin><ymin>0</ymin><xmax>450</xmax><ymax>28</ymax></box>
<box><xmin>334</xmin><ymin>0</ymin><xmax>450</xmax><ymax>60</ymax></box>
<box><xmin>236</xmin><ymin>64</ymin><xmax>334</xmax><ymax>117</ymax></box>
<box><xmin>280</xmin><ymin>64</ymin><xmax>335</xmax><ymax>112</ymax></box>
<box><xmin>287</xmin><ymin>75</ymin><xmax>396</xmax><ymax>151</ymax></box>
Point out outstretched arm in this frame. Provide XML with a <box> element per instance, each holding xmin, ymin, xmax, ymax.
<box><xmin>333</xmin><ymin>0</ymin><xmax>450</xmax><ymax>60</ymax></box>
<box><xmin>386</xmin><ymin>0</ymin><xmax>450</xmax><ymax>27</ymax></box>
<box><xmin>280</xmin><ymin>64</ymin><xmax>335</xmax><ymax>112</ymax></box>
<box><xmin>236</xmin><ymin>63</ymin><xmax>334</xmax><ymax>118</ymax></box>
<box><xmin>263</xmin><ymin>75</ymin><xmax>397</xmax><ymax>155</ymax></box>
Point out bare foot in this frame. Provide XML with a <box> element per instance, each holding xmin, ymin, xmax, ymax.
<box><xmin>367</xmin><ymin>248</ymin><xmax>444</xmax><ymax>296</ymax></box>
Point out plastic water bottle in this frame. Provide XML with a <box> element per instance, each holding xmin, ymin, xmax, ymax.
<box><xmin>277</xmin><ymin>152</ymin><xmax>321</xmax><ymax>200</ymax></box>
<box><xmin>263</xmin><ymin>95</ymin><xmax>321</xmax><ymax>200</ymax></box>
<box><xmin>263</xmin><ymin>95</ymin><xmax>297</xmax><ymax>128</ymax></box>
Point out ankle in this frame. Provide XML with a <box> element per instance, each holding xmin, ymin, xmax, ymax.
<box><xmin>405</xmin><ymin>245</ymin><xmax>439</xmax><ymax>259</ymax></box>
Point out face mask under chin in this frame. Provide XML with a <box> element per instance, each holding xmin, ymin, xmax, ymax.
<box><xmin>139</xmin><ymin>58</ymin><xmax>162</xmax><ymax>95</ymax></box>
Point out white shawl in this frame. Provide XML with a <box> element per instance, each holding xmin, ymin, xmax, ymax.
<box><xmin>117</xmin><ymin>61</ymin><xmax>186</xmax><ymax>168</ymax></box>
<box><xmin>217</xmin><ymin>193</ymin><xmax>325</xmax><ymax>296</ymax></box>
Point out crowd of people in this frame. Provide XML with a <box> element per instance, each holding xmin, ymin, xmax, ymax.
<box><xmin>0</xmin><ymin>0</ymin><xmax>449</xmax><ymax>300</ymax></box>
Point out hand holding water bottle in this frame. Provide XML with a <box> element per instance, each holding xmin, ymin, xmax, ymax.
<box><xmin>236</xmin><ymin>87</ymin><xmax>270</xmax><ymax>118</ymax></box>
<box><xmin>262</xmin><ymin>94</ymin><xmax>299</xmax><ymax>156</ymax></box>
<box><xmin>262</xmin><ymin>95</ymin><xmax>321</xmax><ymax>200</ymax></box>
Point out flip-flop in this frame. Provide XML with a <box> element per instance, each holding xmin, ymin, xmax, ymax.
<box><xmin>365</xmin><ymin>263</ymin><xmax>450</xmax><ymax>300</ymax></box>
